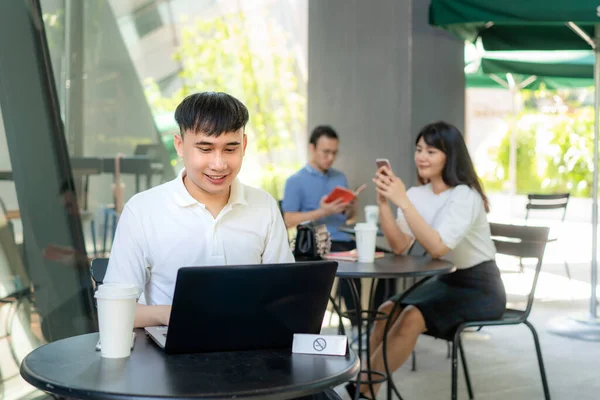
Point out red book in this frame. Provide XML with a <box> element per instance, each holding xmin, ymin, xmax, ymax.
<box><xmin>324</xmin><ymin>186</ymin><xmax>357</xmax><ymax>204</ymax></box>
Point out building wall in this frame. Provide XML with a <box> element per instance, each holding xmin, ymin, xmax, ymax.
<box><xmin>308</xmin><ymin>0</ymin><xmax>464</xmax><ymax>219</ymax></box>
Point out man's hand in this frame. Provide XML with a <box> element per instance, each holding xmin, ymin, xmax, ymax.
<box><xmin>344</xmin><ymin>198</ymin><xmax>358</xmax><ymax>217</ymax></box>
<box><xmin>134</xmin><ymin>304</ymin><xmax>172</xmax><ymax>328</ymax></box>
<box><xmin>319</xmin><ymin>196</ymin><xmax>348</xmax><ymax>217</ymax></box>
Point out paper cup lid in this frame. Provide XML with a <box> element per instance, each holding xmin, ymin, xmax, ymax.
<box><xmin>95</xmin><ymin>283</ymin><xmax>139</xmax><ymax>299</ymax></box>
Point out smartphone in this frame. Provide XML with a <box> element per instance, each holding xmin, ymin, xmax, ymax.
<box><xmin>376</xmin><ymin>158</ymin><xmax>391</xmax><ymax>172</ymax></box>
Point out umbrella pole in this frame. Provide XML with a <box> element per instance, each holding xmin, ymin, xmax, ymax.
<box><xmin>593</xmin><ymin>25</ymin><xmax>599</xmax><ymax>322</ymax></box>
<box><xmin>508</xmin><ymin>75</ymin><xmax>518</xmax><ymax>219</ymax></box>
<box><xmin>509</xmin><ymin>82</ymin><xmax>517</xmax><ymax>217</ymax></box>
<box><xmin>548</xmin><ymin>24</ymin><xmax>600</xmax><ymax>341</ymax></box>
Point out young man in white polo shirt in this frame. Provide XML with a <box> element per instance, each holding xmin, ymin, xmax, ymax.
<box><xmin>103</xmin><ymin>92</ymin><xmax>294</xmax><ymax>328</ymax></box>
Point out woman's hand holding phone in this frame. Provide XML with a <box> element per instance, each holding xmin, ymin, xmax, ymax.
<box><xmin>376</xmin><ymin>158</ymin><xmax>391</xmax><ymax>174</ymax></box>
<box><xmin>373</xmin><ymin>160</ymin><xmax>409</xmax><ymax>209</ymax></box>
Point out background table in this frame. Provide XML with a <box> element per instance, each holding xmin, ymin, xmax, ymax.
<box><xmin>332</xmin><ymin>255</ymin><xmax>455</xmax><ymax>399</ymax></box>
<box><xmin>21</xmin><ymin>330</ymin><xmax>360</xmax><ymax>400</ymax></box>
<box><xmin>335</xmin><ymin>255</ymin><xmax>454</xmax><ymax>280</ymax></box>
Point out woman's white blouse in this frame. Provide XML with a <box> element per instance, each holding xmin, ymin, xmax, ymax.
<box><xmin>396</xmin><ymin>184</ymin><xmax>496</xmax><ymax>269</ymax></box>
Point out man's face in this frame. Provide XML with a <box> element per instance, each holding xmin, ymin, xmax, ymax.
<box><xmin>309</xmin><ymin>136</ymin><xmax>339</xmax><ymax>172</ymax></box>
<box><xmin>174</xmin><ymin>128</ymin><xmax>247</xmax><ymax>197</ymax></box>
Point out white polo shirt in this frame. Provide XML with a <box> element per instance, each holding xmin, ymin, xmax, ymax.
<box><xmin>103</xmin><ymin>169</ymin><xmax>295</xmax><ymax>305</ymax></box>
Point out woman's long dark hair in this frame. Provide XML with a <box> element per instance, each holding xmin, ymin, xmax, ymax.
<box><xmin>415</xmin><ymin>121</ymin><xmax>489</xmax><ymax>212</ymax></box>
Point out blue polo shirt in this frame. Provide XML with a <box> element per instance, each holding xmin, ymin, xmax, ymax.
<box><xmin>282</xmin><ymin>164</ymin><xmax>352</xmax><ymax>242</ymax></box>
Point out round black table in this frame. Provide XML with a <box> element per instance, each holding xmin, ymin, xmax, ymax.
<box><xmin>335</xmin><ymin>255</ymin><xmax>454</xmax><ymax>280</ymax></box>
<box><xmin>20</xmin><ymin>330</ymin><xmax>360</xmax><ymax>400</ymax></box>
<box><xmin>331</xmin><ymin>254</ymin><xmax>455</xmax><ymax>400</ymax></box>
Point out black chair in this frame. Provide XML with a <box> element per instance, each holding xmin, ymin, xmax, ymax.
<box><xmin>90</xmin><ymin>258</ymin><xmax>109</xmax><ymax>286</ymax></box>
<box><xmin>524</xmin><ymin>193</ymin><xmax>570</xmax><ymax>279</ymax></box>
<box><xmin>426</xmin><ymin>223</ymin><xmax>551</xmax><ymax>400</ymax></box>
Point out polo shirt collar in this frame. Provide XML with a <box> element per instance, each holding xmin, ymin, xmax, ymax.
<box><xmin>228</xmin><ymin>177</ymin><xmax>247</xmax><ymax>206</ymax></box>
<box><xmin>173</xmin><ymin>169</ymin><xmax>247</xmax><ymax>207</ymax></box>
<box><xmin>304</xmin><ymin>163</ymin><xmax>330</xmax><ymax>177</ymax></box>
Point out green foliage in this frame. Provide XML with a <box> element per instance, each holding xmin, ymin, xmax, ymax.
<box><xmin>483</xmin><ymin>105</ymin><xmax>595</xmax><ymax>197</ymax></box>
<box><xmin>145</xmin><ymin>12</ymin><xmax>305</xmax><ymax>198</ymax></box>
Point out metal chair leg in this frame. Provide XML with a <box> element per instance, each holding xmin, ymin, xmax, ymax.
<box><xmin>102</xmin><ymin>209</ymin><xmax>109</xmax><ymax>256</ymax></box>
<box><xmin>524</xmin><ymin>320</ymin><xmax>551</xmax><ymax>400</ymax></box>
<box><xmin>458</xmin><ymin>337</ymin><xmax>474</xmax><ymax>400</ymax></box>
<box><xmin>90</xmin><ymin>219</ymin><xmax>97</xmax><ymax>257</ymax></box>
<box><xmin>451</xmin><ymin>333</ymin><xmax>459</xmax><ymax>400</ymax></box>
<box><xmin>111</xmin><ymin>212</ymin><xmax>117</xmax><ymax>243</ymax></box>
<box><xmin>411</xmin><ymin>350</ymin><xmax>417</xmax><ymax>371</ymax></box>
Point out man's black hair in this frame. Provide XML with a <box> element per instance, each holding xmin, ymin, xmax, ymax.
<box><xmin>174</xmin><ymin>92</ymin><xmax>249</xmax><ymax>137</ymax></box>
<box><xmin>309</xmin><ymin>125</ymin><xmax>338</xmax><ymax>146</ymax></box>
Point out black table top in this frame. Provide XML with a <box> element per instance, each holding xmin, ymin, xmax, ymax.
<box><xmin>335</xmin><ymin>254</ymin><xmax>455</xmax><ymax>279</ymax></box>
<box><xmin>20</xmin><ymin>330</ymin><xmax>360</xmax><ymax>400</ymax></box>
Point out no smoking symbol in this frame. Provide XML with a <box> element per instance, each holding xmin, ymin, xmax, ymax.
<box><xmin>313</xmin><ymin>338</ymin><xmax>327</xmax><ymax>352</ymax></box>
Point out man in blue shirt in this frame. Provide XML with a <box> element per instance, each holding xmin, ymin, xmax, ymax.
<box><xmin>282</xmin><ymin>125</ymin><xmax>357</xmax><ymax>250</ymax></box>
<box><xmin>283</xmin><ymin>126</ymin><xmax>372</xmax><ymax>328</ymax></box>
<box><xmin>283</xmin><ymin>126</ymin><xmax>392</xmax><ymax>327</ymax></box>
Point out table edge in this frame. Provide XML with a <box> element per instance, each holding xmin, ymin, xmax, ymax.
<box><xmin>20</xmin><ymin>342</ymin><xmax>361</xmax><ymax>400</ymax></box>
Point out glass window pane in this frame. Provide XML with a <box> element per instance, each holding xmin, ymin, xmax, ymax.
<box><xmin>1</xmin><ymin>1</ymin><xmax>307</xmax><ymax>396</ymax></box>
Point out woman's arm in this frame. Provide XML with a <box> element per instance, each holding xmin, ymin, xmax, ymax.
<box><xmin>373</xmin><ymin>167</ymin><xmax>450</xmax><ymax>258</ymax></box>
<box><xmin>378</xmin><ymin>200</ymin><xmax>413</xmax><ymax>255</ymax></box>
<box><xmin>397</xmin><ymin>200</ymin><xmax>450</xmax><ymax>258</ymax></box>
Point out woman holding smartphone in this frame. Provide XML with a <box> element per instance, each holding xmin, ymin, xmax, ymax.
<box><xmin>346</xmin><ymin>121</ymin><xmax>506</xmax><ymax>399</ymax></box>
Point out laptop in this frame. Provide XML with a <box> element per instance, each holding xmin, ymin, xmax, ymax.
<box><xmin>144</xmin><ymin>261</ymin><xmax>338</xmax><ymax>354</ymax></box>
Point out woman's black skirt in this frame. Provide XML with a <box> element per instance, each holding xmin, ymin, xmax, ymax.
<box><xmin>390</xmin><ymin>259</ymin><xmax>506</xmax><ymax>338</ymax></box>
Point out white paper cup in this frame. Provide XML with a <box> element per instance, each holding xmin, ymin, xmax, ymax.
<box><xmin>354</xmin><ymin>222</ymin><xmax>378</xmax><ymax>262</ymax></box>
<box><xmin>95</xmin><ymin>283</ymin><xmax>138</xmax><ymax>358</ymax></box>
<box><xmin>364</xmin><ymin>205</ymin><xmax>379</xmax><ymax>225</ymax></box>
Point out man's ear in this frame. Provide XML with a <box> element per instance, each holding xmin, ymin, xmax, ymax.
<box><xmin>242</xmin><ymin>133</ymin><xmax>248</xmax><ymax>155</ymax></box>
<box><xmin>174</xmin><ymin>134</ymin><xmax>184</xmax><ymax>158</ymax></box>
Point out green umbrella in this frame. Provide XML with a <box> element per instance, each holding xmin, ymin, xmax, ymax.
<box><xmin>466</xmin><ymin>67</ymin><xmax>594</xmax><ymax>90</ymax></box>
<box><xmin>481</xmin><ymin>50</ymin><xmax>594</xmax><ymax>79</ymax></box>
<box><xmin>466</xmin><ymin>68</ymin><xmax>509</xmax><ymax>89</ymax></box>
<box><xmin>466</xmin><ymin>50</ymin><xmax>595</xmax><ymax>89</ymax></box>
<box><xmin>430</xmin><ymin>0</ymin><xmax>600</xmax><ymax>50</ymax></box>
<box><xmin>431</xmin><ymin>0</ymin><xmax>600</xmax><ymax>339</ymax></box>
